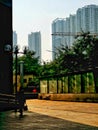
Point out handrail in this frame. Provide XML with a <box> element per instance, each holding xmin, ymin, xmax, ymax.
<box><xmin>0</xmin><ymin>93</ymin><xmax>15</xmax><ymax>97</ymax></box>
<box><xmin>0</xmin><ymin>93</ymin><xmax>16</xmax><ymax>104</ymax></box>
<box><xmin>0</xmin><ymin>93</ymin><xmax>19</xmax><ymax>111</ymax></box>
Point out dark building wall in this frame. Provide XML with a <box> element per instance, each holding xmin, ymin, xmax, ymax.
<box><xmin>0</xmin><ymin>1</ymin><xmax>13</xmax><ymax>94</ymax></box>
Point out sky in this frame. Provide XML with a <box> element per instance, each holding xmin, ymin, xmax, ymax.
<box><xmin>13</xmin><ymin>0</ymin><xmax>98</xmax><ymax>62</ymax></box>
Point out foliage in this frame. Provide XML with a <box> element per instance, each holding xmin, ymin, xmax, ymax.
<box><xmin>38</xmin><ymin>31</ymin><xmax>98</xmax><ymax>93</ymax></box>
<box><xmin>27</xmin><ymin>77</ymin><xmax>39</xmax><ymax>86</ymax></box>
<box><xmin>13</xmin><ymin>32</ymin><xmax>98</xmax><ymax>92</ymax></box>
<box><xmin>13</xmin><ymin>50</ymin><xmax>41</xmax><ymax>76</ymax></box>
<box><xmin>39</xmin><ymin>31</ymin><xmax>98</xmax><ymax>80</ymax></box>
<box><xmin>56</xmin><ymin>32</ymin><xmax>98</xmax><ymax>73</ymax></box>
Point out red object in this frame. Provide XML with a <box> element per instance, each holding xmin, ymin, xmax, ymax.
<box><xmin>32</xmin><ymin>89</ymin><xmax>37</xmax><ymax>93</ymax></box>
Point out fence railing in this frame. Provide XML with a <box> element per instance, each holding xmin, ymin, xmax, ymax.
<box><xmin>0</xmin><ymin>93</ymin><xmax>18</xmax><ymax>111</ymax></box>
<box><xmin>39</xmin><ymin>72</ymin><xmax>95</xmax><ymax>94</ymax></box>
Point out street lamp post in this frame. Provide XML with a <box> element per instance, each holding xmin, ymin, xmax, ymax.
<box><xmin>4</xmin><ymin>44</ymin><xmax>28</xmax><ymax>111</ymax></box>
<box><xmin>14</xmin><ymin>46</ymin><xmax>19</xmax><ymax>95</ymax></box>
<box><xmin>14</xmin><ymin>45</ymin><xmax>19</xmax><ymax>111</ymax></box>
<box><xmin>13</xmin><ymin>45</ymin><xmax>28</xmax><ymax>111</ymax></box>
<box><xmin>20</xmin><ymin>61</ymin><xmax>24</xmax><ymax>89</ymax></box>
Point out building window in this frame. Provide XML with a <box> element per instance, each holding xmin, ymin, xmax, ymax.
<box><xmin>24</xmin><ymin>78</ymin><xmax>27</xmax><ymax>83</ymax></box>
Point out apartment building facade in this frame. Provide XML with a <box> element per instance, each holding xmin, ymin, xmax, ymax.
<box><xmin>52</xmin><ymin>5</ymin><xmax>98</xmax><ymax>60</ymax></box>
<box><xmin>28</xmin><ymin>31</ymin><xmax>41</xmax><ymax>60</ymax></box>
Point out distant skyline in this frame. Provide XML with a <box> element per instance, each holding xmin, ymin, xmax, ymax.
<box><xmin>13</xmin><ymin>0</ymin><xmax>98</xmax><ymax>61</ymax></box>
<box><xmin>28</xmin><ymin>31</ymin><xmax>41</xmax><ymax>60</ymax></box>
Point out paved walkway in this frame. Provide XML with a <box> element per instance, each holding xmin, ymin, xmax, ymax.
<box><xmin>27</xmin><ymin>99</ymin><xmax>98</xmax><ymax>127</ymax></box>
<box><xmin>0</xmin><ymin>99</ymin><xmax>98</xmax><ymax>130</ymax></box>
<box><xmin>0</xmin><ymin>111</ymin><xmax>98</xmax><ymax>130</ymax></box>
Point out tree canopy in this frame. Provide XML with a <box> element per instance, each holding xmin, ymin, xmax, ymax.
<box><xmin>13</xmin><ymin>32</ymin><xmax>98</xmax><ymax>92</ymax></box>
<box><xmin>13</xmin><ymin>50</ymin><xmax>41</xmax><ymax>76</ymax></box>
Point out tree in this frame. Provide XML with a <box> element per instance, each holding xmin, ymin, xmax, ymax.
<box><xmin>57</xmin><ymin>32</ymin><xmax>98</xmax><ymax>93</ymax></box>
<box><xmin>13</xmin><ymin>50</ymin><xmax>41</xmax><ymax>76</ymax></box>
<box><xmin>40</xmin><ymin>61</ymin><xmax>57</xmax><ymax>76</ymax></box>
<box><xmin>90</xmin><ymin>39</ymin><xmax>98</xmax><ymax>93</ymax></box>
<box><xmin>73</xmin><ymin>32</ymin><xmax>98</xmax><ymax>93</ymax></box>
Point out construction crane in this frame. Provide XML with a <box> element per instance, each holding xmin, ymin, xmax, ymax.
<box><xmin>52</xmin><ymin>32</ymin><xmax>98</xmax><ymax>37</ymax></box>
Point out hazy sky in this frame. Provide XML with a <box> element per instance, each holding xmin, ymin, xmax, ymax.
<box><xmin>13</xmin><ymin>0</ymin><xmax>98</xmax><ymax>61</ymax></box>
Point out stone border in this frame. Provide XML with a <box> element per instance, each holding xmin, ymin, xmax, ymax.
<box><xmin>38</xmin><ymin>93</ymin><xmax>98</xmax><ymax>102</ymax></box>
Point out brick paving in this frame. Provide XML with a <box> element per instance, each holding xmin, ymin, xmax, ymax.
<box><xmin>0</xmin><ymin>99</ymin><xmax>98</xmax><ymax>130</ymax></box>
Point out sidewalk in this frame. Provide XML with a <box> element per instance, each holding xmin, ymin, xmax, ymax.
<box><xmin>27</xmin><ymin>99</ymin><xmax>98</xmax><ymax>127</ymax></box>
<box><xmin>0</xmin><ymin>110</ymin><xmax>98</xmax><ymax>130</ymax></box>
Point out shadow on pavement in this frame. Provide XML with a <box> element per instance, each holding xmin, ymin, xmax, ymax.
<box><xmin>0</xmin><ymin>111</ymin><xmax>98</xmax><ymax>130</ymax></box>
